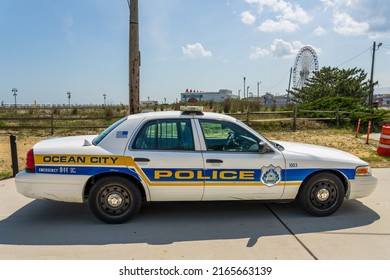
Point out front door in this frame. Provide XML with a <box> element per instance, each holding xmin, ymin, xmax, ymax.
<box><xmin>197</xmin><ymin>119</ymin><xmax>286</xmax><ymax>200</ymax></box>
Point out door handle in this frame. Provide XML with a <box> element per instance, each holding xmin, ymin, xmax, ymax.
<box><xmin>206</xmin><ymin>159</ymin><xmax>223</xmax><ymax>163</ymax></box>
<box><xmin>134</xmin><ymin>158</ymin><xmax>150</xmax><ymax>162</ymax></box>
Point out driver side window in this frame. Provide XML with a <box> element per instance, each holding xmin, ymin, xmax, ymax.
<box><xmin>199</xmin><ymin>120</ymin><xmax>259</xmax><ymax>152</ymax></box>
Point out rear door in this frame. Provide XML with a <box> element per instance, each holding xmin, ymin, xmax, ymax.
<box><xmin>126</xmin><ymin>117</ymin><xmax>205</xmax><ymax>201</ymax></box>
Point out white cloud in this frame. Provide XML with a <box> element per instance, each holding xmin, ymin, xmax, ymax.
<box><xmin>314</xmin><ymin>26</ymin><xmax>326</xmax><ymax>36</ymax></box>
<box><xmin>241</xmin><ymin>11</ymin><xmax>256</xmax><ymax>24</ymax></box>
<box><xmin>333</xmin><ymin>11</ymin><xmax>369</xmax><ymax>35</ymax></box>
<box><xmin>249</xmin><ymin>47</ymin><xmax>270</xmax><ymax>59</ymax></box>
<box><xmin>246</xmin><ymin>0</ymin><xmax>389</xmax><ymax>38</ymax></box>
<box><xmin>244</xmin><ymin>0</ymin><xmax>311</xmax><ymax>33</ymax></box>
<box><xmin>277</xmin><ymin>3</ymin><xmax>312</xmax><ymax>24</ymax></box>
<box><xmin>258</xmin><ymin>19</ymin><xmax>298</xmax><ymax>32</ymax></box>
<box><xmin>320</xmin><ymin>0</ymin><xmax>335</xmax><ymax>9</ymax></box>
<box><xmin>320</xmin><ymin>0</ymin><xmax>356</xmax><ymax>9</ymax></box>
<box><xmin>368</xmin><ymin>31</ymin><xmax>390</xmax><ymax>40</ymax></box>
<box><xmin>270</xmin><ymin>39</ymin><xmax>301</xmax><ymax>59</ymax></box>
<box><xmin>245</xmin><ymin>0</ymin><xmax>312</xmax><ymax>23</ymax></box>
<box><xmin>249</xmin><ymin>39</ymin><xmax>322</xmax><ymax>60</ymax></box>
<box><xmin>182</xmin><ymin>43</ymin><xmax>212</xmax><ymax>58</ymax></box>
<box><xmin>320</xmin><ymin>0</ymin><xmax>390</xmax><ymax>37</ymax></box>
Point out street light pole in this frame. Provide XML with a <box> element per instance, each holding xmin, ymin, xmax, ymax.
<box><xmin>369</xmin><ymin>41</ymin><xmax>382</xmax><ymax>106</ymax></box>
<box><xmin>247</xmin><ymin>86</ymin><xmax>250</xmax><ymax>99</ymax></box>
<box><xmin>12</xmin><ymin>88</ymin><xmax>18</xmax><ymax>108</ymax></box>
<box><xmin>67</xmin><ymin>91</ymin><xmax>71</xmax><ymax>107</ymax></box>
<box><xmin>286</xmin><ymin>67</ymin><xmax>292</xmax><ymax>106</ymax></box>
<box><xmin>103</xmin><ymin>94</ymin><xmax>106</xmax><ymax>106</ymax></box>
<box><xmin>243</xmin><ymin>77</ymin><xmax>246</xmax><ymax>100</ymax></box>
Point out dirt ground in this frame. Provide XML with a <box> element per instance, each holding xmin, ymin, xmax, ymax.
<box><xmin>1</xmin><ymin>129</ymin><xmax>389</xmax><ymax>178</ymax></box>
<box><xmin>1</xmin><ymin>134</ymin><xmax>47</xmax><ymax>177</ymax></box>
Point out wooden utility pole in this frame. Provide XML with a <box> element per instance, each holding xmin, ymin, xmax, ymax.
<box><xmin>129</xmin><ymin>0</ymin><xmax>140</xmax><ymax>114</ymax></box>
<box><xmin>368</xmin><ymin>41</ymin><xmax>377</xmax><ymax>106</ymax></box>
<box><xmin>369</xmin><ymin>41</ymin><xmax>382</xmax><ymax>107</ymax></box>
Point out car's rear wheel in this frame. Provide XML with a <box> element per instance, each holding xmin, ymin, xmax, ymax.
<box><xmin>89</xmin><ymin>176</ymin><xmax>141</xmax><ymax>224</ymax></box>
<box><xmin>298</xmin><ymin>172</ymin><xmax>345</xmax><ymax>217</ymax></box>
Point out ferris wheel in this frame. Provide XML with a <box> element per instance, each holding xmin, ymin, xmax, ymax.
<box><xmin>292</xmin><ymin>46</ymin><xmax>319</xmax><ymax>89</ymax></box>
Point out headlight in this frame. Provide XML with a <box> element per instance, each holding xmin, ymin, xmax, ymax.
<box><xmin>355</xmin><ymin>166</ymin><xmax>372</xmax><ymax>176</ymax></box>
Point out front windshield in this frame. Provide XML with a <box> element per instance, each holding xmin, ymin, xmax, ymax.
<box><xmin>92</xmin><ymin>117</ymin><xmax>127</xmax><ymax>145</ymax></box>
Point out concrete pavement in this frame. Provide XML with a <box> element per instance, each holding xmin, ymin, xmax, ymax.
<box><xmin>363</xmin><ymin>133</ymin><xmax>381</xmax><ymax>141</ymax></box>
<box><xmin>0</xmin><ymin>169</ymin><xmax>389</xmax><ymax>260</ymax></box>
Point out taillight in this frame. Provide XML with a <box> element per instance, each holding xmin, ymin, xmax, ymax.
<box><xmin>26</xmin><ymin>149</ymin><xmax>35</xmax><ymax>173</ymax></box>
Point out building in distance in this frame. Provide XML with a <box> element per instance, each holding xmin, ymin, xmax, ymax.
<box><xmin>181</xmin><ymin>89</ymin><xmax>238</xmax><ymax>103</ymax></box>
<box><xmin>140</xmin><ymin>100</ymin><xmax>159</xmax><ymax>107</ymax></box>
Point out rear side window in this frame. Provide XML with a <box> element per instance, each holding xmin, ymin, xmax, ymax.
<box><xmin>93</xmin><ymin>117</ymin><xmax>126</xmax><ymax>145</ymax></box>
<box><xmin>132</xmin><ymin>119</ymin><xmax>194</xmax><ymax>150</ymax></box>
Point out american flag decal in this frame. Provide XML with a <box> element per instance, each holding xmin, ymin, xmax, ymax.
<box><xmin>116</xmin><ymin>131</ymin><xmax>128</xmax><ymax>138</ymax></box>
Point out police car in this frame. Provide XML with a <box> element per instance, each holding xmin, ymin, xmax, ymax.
<box><xmin>15</xmin><ymin>106</ymin><xmax>377</xmax><ymax>223</ymax></box>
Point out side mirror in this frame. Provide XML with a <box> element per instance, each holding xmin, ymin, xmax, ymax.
<box><xmin>258</xmin><ymin>141</ymin><xmax>271</xmax><ymax>154</ymax></box>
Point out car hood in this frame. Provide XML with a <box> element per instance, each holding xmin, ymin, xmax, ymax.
<box><xmin>274</xmin><ymin>140</ymin><xmax>368</xmax><ymax>166</ymax></box>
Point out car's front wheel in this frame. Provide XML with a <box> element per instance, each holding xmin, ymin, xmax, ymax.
<box><xmin>89</xmin><ymin>176</ymin><xmax>141</xmax><ymax>224</ymax></box>
<box><xmin>297</xmin><ymin>172</ymin><xmax>345</xmax><ymax>217</ymax></box>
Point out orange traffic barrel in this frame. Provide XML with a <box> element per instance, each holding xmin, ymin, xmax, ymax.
<box><xmin>377</xmin><ymin>124</ymin><xmax>390</xmax><ymax>157</ymax></box>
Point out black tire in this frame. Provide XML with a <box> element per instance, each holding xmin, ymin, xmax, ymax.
<box><xmin>89</xmin><ymin>176</ymin><xmax>141</xmax><ymax>224</ymax></box>
<box><xmin>297</xmin><ymin>172</ymin><xmax>345</xmax><ymax>217</ymax></box>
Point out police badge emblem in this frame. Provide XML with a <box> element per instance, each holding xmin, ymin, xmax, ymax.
<box><xmin>261</xmin><ymin>165</ymin><xmax>282</xmax><ymax>187</ymax></box>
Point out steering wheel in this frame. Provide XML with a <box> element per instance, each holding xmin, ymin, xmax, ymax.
<box><xmin>241</xmin><ymin>140</ymin><xmax>250</xmax><ymax>151</ymax></box>
<box><xmin>225</xmin><ymin>131</ymin><xmax>238</xmax><ymax>150</ymax></box>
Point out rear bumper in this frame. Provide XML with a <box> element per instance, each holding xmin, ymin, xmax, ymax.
<box><xmin>346</xmin><ymin>175</ymin><xmax>378</xmax><ymax>199</ymax></box>
<box><xmin>15</xmin><ymin>171</ymin><xmax>90</xmax><ymax>203</ymax></box>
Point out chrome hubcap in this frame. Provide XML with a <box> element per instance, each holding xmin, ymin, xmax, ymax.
<box><xmin>107</xmin><ymin>193</ymin><xmax>123</xmax><ymax>208</ymax></box>
<box><xmin>316</xmin><ymin>188</ymin><xmax>330</xmax><ymax>201</ymax></box>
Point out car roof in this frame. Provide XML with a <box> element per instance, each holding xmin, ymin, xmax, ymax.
<box><xmin>126</xmin><ymin>110</ymin><xmax>238</xmax><ymax>122</ymax></box>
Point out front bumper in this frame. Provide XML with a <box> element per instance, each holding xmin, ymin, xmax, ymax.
<box><xmin>346</xmin><ymin>175</ymin><xmax>378</xmax><ymax>199</ymax></box>
<box><xmin>15</xmin><ymin>171</ymin><xmax>90</xmax><ymax>203</ymax></box>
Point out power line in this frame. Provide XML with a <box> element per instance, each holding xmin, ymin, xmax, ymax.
<box><xmin>336</xmin><ymin>47</ymin><xmax>371</xmax><ymax>67</ymax></box>
<box><xmin>262</xmin><ymin>69</ymin><xmax>291</xmax><ymax>90</ymax></box>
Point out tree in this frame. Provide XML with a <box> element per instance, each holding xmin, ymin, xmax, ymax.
<box><xmin>290</xmin><ymin>67</ymin><xmax>372</xmax><ymax>104</ymax></box>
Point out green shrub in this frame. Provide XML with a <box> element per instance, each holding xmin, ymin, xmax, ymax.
<box><xmin>298</xmin><ymin>96</ymin><xmax>360</xmax><ymax>112</ymax></box>
<box><xmin>52</xmin><ymin>108</ymin><xmax>60</xmax><ymax>115</ymax></box>
<box><xmin>223</xmin><ymin>98</ymin><xmax>231</xmax><ymax>113</ymax></box>
<box><xmin>104</xmin><ymin>107</ymin><xmax>114</xmax><ymax>118</ymax></box>
<box><xmin>71</xmin><ymin>108</ymin><xmax>78</xmax><ymax>115</ymax></box>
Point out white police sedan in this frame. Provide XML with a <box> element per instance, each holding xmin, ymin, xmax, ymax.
<box><xmin>15</xmin><ymin>107</ymin><xmax>377</xmax><ymax>223</ymax></box>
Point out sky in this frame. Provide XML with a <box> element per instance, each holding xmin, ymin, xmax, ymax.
<box><xmin>1</xmin><ymin>0</ymin><xmax>390</xmax><ymax>106</ymax></box>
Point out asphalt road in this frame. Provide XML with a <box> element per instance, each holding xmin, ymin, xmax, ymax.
<box><xmin>0</xmin><ymin>169</ymin><xmax>389</xmax><ymax>260</ymax></box>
